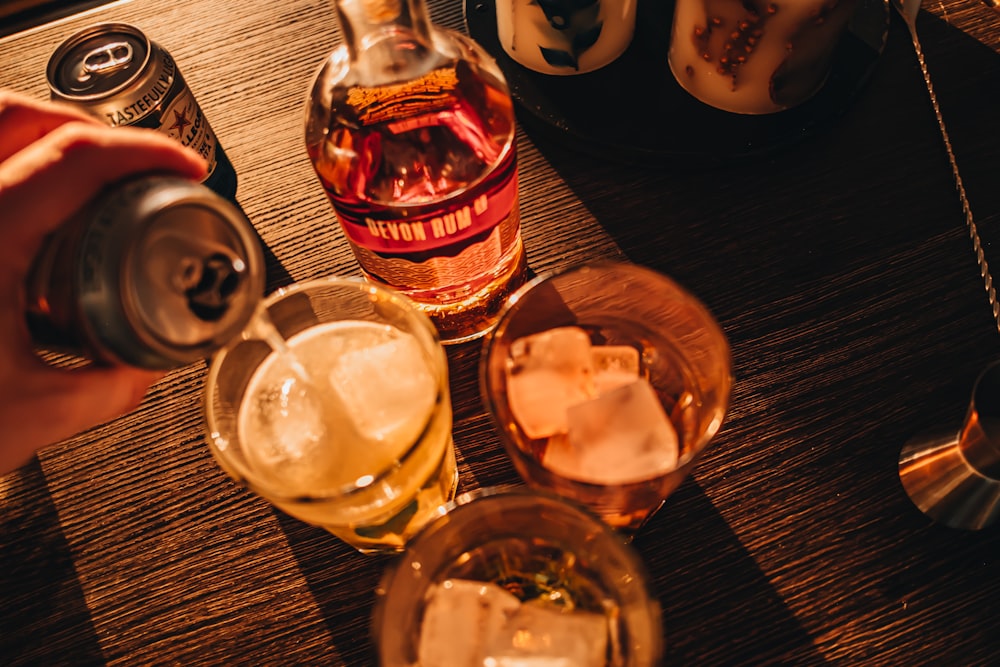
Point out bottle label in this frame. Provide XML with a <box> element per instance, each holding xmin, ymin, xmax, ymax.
<box><xmin>100</xmin><ymin>52</ymin><xmax>220</xmax><ymax>178</ymax></box>
<box><xmin>334</xmin><ymin>164</ymin><xmax>517</xmax><ymax>255</ymax></box>
<box><xmin>159</xmin><ymin>82</ymin><xmax>220</xmax><ymax>176</ymax></box>
<box><xmin>100</xmin><ymin>48</ymin><xmax>178</xmax><ymax>128</ymax></box>
<box><xmin>348</xmin><ymin>68</ymin><xmax>458</xmax><ymax>125</ymax></box>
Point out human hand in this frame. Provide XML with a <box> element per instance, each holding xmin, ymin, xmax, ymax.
<box><xmin>0</xmin><ymin>89</ymin><xmax>207</xmax><ymax>474</ymax></box>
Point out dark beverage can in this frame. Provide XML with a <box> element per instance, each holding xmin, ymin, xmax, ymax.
<box><xmin>25</xmin><ymin>175</ymin><xmax>265</xmax><ymax>369</ymax></box>
<box><xmin>46</xmin><ymin>23</ymin><xmax>238</xmax><ymax>201</ymax></box>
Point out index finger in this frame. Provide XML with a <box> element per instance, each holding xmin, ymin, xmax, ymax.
<box><xmin>0</xmin><ymin>89</ymin><xmax>102</xmax><ymax>163</ymax></box>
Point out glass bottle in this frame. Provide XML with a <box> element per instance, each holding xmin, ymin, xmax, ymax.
<box><xmin>305</xmin><ymin>0</ymin><xmax>528</xmax><ymax>344</ymax></box>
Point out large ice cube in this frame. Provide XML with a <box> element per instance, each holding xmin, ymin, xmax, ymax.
<box><xmin>509</xmin><ymin>326</ymin><xmax>594</xmax><ymax>374</ymax></box>
<box><xmin>242</xmin><ymin>373</ymin><xmax>337</xmax><ymax>492</ymax></box>
<box><xmin>506</xmin><ymin>327</ymin><xmax>596</xmax><ymax>439</ymax></box>
<box><xmin>543</xmin><ymin>379</ymin><xmax>679</xmax><ymax>485</ymax></box>
<box><xmin>483</xmin><ymin>602</ymin><xmax>609</xmax><ymax>667</ymax></box>
<box><xmin>418</xmin><ymin>579</ymin><xmax>521</xmax><ymax>667</ymax></box>
<box><xmin>329</xmin><ymin>329</ymin><xmax>437</xmax><ymax>445</ymax></box>
<box><xmin>591</xmin><ymin>344</ymin><xmax>640</xmax><ymax>396</ymax></box>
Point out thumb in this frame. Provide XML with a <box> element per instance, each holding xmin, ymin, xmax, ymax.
<box><xmin>0</xmin><ymin>365</ymin><xmax>161</xmax><ymax>474</ymax></box>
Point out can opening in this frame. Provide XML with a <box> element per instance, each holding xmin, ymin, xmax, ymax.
<box><xmin>82</xmin><ymin>41</ymin><xmax>135</xmax><ymax>78</ymax></box>
<box><xmin>183</xmin><ymin>252</ymin><xmax>248</xmax><ymax>322</ymax></box>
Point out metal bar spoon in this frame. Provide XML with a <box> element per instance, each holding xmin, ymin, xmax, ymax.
<box><xmin>893</xmin><ymin>0</ymin><xmax>1000</xmax><ymax>530</ymax></box>
<box><xmin>892</xmin><ymin>0</ymin><xmax>1000</xmax><ymax>334</ymax></box>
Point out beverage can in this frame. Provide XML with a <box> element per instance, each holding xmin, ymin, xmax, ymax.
<box><xmin>46</xmin><ymin>22</ymin><xmax>238</xmax><ymax>200</ymax></box>
<box><xmin>25</xmin><ymin>175</ymin><xmax>265</xmax><ymax>369</ymax></box>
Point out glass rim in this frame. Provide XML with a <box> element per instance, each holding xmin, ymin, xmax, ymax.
<box><xmin>379</xmin><ymin>483</ymin><xmax>658</xmax><ymax>583</ymax></box>
<box><xmin>202</xmin><ymin>275</ymin><xmax>450</xmax><ymax>503</ymax></box>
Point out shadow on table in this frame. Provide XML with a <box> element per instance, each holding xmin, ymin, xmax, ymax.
<box><xmin>274</xmin><ymin>474</ymin><xmax>827</xmax><ymax>665</ymax></box>
<box><xmin>275</xmin><ymin>514</ymin><xmax>387</xmax><ymax>665</ymax></box>
<box><xmin>636</xmin><ymin>478</ymin><xmax>830</xmax><ymax>665</ymax></box>
<box><xmin>229</xmin><ymin>199</ymin><xmax>295</xmax><ymax>294</ymax></box>
<box><xmin>0</xmin><ymin>459</ymin><xmax>104</xmax><ymax>665</ymax></box>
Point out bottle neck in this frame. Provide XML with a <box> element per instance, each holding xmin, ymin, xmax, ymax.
<box><xmin>333</xmin><ymin>0</ymin><xmax>434</xmax><ymax>64</ymax></box>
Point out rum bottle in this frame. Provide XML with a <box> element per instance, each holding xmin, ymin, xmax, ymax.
<box><xmin>305</xmin><ymin>0</ymin><xmax>527</xmax><ymax>343</ymax></box>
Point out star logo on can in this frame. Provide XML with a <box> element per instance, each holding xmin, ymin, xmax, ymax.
<box><xmin>169</xmin><ymin>107</ymin><xmax>192</xmax><ymax>135</ymax></box>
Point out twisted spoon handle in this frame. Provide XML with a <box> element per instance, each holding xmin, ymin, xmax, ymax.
<box><xmin>902</xmin><ymin>17</ymin><xmax>1000</xmax><ymax>334</ymax></box>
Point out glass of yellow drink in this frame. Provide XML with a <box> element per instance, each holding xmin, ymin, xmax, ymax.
<box><xmin>204</xmin><ymin>277</ymin><xmax>457</xmax><ymax>553</ymax></box>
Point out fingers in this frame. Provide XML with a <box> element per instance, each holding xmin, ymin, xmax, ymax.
<box><xmin>0</xmin><ymin>118</ymin><xmax>207</xmax><ymax>272</ymax></box>
<box><xmin>0</xmin><ymin>90</ymin><xmax>205</xmax><ymax>474</ymax></box>
<box><xmin>0</xmin><ymin>89</ymin><xmax>102</xmax><ymax>163</ymax></box>
<box><xmin>0</xmin><ymin>364</ymin><xmax>161</xmax><ymax>475</ymax></box>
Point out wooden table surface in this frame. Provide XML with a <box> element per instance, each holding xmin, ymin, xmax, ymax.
<box><xmin>2</xmin><ymin>0</ymin><xmax>999</xmax><ymax>664</ymax></box>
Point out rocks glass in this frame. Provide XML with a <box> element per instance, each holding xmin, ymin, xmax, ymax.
<box><xmin>203</xmin><ymin>277</ymin><xmax>457</xmax><ymax>553</ymax></box>
<box><xmin>480</xmin><ymin>262</ymin><xmax>732</xmax><ymax>533</ymax></box>
<box><xmin>373</xmin><ymin>487</ymin><xmax>663</xmax><ymax>665</ymax></box>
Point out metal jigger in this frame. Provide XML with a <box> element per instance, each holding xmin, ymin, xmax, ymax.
<box><xmin>899</xmin><ymin>361</ymin><xmax>1000</xmax><ymax>529</ymax></box>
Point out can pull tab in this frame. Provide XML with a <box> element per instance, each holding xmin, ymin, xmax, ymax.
<box><xmin>82</xmin><ymin>41</ymin><xmax>135</xmax><ymax>77</ymax></box>
<box><xmin>180</xmin><ymin>253</ymin><xmax>246</xmax><ymax>322</ymax></box>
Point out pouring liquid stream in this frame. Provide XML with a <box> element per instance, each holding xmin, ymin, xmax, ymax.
<box><xmin>892</xmin><ymin>0</ymin><xmax>1000</xmax><ymax>335</ymax></box>
<box><xmin>244</xmin><ymin>309</ymin><xmax>314</xmax><ymax>387</ymax></box>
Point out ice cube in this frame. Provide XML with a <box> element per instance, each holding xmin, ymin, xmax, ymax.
<box><xmin>506</xmin><ymin>327</ymin><xmax>596</xmax><ymax>439</ymax></box>
<box><xmin>543</xmin><ymin>379</ymin><xmax>679</xmax><ymax>485</ymax></box>
<box><xmin>243</xmin><ymin>374</ymin><xmax>336</xmax><ymax>492</ymax></box>
<box><xmin>510</xmin><ymin>326</ymin><xmax>594</xmax><ymax>374</ymax></box>
<box><xmin>591</xmin><ymin>345</ymin><xmax>640</xmax><ymax>396</ymax></box>
<box><xmin>329</xmin><ymin>329</ymin><xmax>437</xmax><ymax>445</ymax></box>
<box><xmin>418</xmin><ymin>579</ymin><xmax>521</xmax><ymax>667</ymax></box>
<box><xmin>483</xmin><ymin>602</ymin><xmax>609</xmax><ymax>667</ymax></box>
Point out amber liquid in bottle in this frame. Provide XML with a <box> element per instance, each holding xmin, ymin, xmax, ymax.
<box><xmin>305</xmin><ymin>0</ymin><xmax>527</xmax><ymax>343</ymax></box>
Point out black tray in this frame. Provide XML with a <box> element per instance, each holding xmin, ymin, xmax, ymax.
<box><xmin>465</xmin><ymin>0</ymin><xmax>890</xmax><ymax>165</ymax></box>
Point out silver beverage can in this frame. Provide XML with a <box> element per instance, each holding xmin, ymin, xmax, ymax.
<box><xmin>25</xmin><ymin>175</ymin><xmax>265</xmax><ymax>369</ymax></box>
<box><xmin>46</xmin><ymin>23</ymin><xmax>238</xmax><ymax>201</ymax></box>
